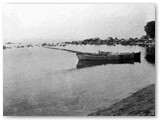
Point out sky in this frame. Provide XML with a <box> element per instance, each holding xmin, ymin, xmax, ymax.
<box><xmin>3</xmin><ymin>4</ymin><xmax>155</xmax><ymax>43</ymax></box>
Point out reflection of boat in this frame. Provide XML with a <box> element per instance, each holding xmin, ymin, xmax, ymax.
<box><xmin>77</xmin><ymin>60</ymin><xmax>135</xmax><ymax>68</ymax></box>
<box><xmin>76</xmin><ymin>51</ymin><xmax>141</xmax><ymax>61</ymax></box>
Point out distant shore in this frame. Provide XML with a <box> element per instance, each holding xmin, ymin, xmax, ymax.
<box><xmin>3</xmin><ymin>36</ymin><xmax>155</xmax><ymax>50</ymax></box>
<box><xmin>88</xmin><ymin>84</ymin><xmax>155</xmax><ymax>116</ymax></box>
<box><xmin>62</xmin><ymin>37</ymin><xmax>155</xmax><ymax>47</ymax></box>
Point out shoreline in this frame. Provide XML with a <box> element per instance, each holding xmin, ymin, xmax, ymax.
<box><xmin>88</xmin><ymin>84</ymin><xmax>155</xmax><ymax>116</ymax></box>
<box><xmin>3</xmin><ymin>37</ymin><xmax>155</xmax><ymax>50</ymax></box>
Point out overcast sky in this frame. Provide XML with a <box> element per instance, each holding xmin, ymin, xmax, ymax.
<box><xmin>3</xmin><ymin>4</ymin><xmax>155</xmax><ymax>43</ymax></box>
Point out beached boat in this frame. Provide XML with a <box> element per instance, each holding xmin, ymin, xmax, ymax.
<box><xmin>76</xmin><ymin>51</ymin><xmax>141</xmax><ymax>61</ymax></box>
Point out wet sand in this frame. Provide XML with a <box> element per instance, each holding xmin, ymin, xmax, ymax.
<box><xmin>88</xmin><ymin>84</ymin><xmax>155</xmax><ymax>116</ymax></box>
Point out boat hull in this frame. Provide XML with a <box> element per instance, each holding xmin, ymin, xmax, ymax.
<box><xmin>76</xmin><ymin>52</ymin><xmax>139</xmax><ymax>61</ymax></box>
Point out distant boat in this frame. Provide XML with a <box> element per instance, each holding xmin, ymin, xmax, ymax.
<box><xmin>76</xmin><ymin>51</ymin><xmax>141</xmax><ymax>61</ymax></box>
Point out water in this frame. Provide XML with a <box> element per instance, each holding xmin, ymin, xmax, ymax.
<box><xmin>3</xmin><ymin>45</ymin><xmax>156</xmax><ymax>116</ymax></box>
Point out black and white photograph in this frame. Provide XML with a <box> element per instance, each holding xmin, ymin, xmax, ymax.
<box><xmin>3</xmin><ymin>4</ymin><xmax>155</xmax><ymax>116</ymax></box>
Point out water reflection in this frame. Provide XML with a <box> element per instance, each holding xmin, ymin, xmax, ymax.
<box><xmin>77</xmin><ymin>60</ymin><xmax>134</xmax><ymax>69</ymax></box>
<box><xmin>145</xmin><ymin>46</ymin><xmax>155</xmax><ymax>64</ymax></box>
<box><xmin>134</xmin><ymin>52</ymin><xmax>141</xmax><ymax>63</ymax></box>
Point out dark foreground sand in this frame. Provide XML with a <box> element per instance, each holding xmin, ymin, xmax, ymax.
<box><xmin>88</xmin><ymin>84</ymin><xmax>155</xmax><ymax>116</ymax></box>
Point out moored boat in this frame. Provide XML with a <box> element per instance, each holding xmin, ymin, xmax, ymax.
<box><xmin>76</xmin><ymin>51</ymin><xmax>141</xmax><ymax>61</ymax></box>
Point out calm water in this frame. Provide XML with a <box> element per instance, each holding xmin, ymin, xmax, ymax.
<box><xmin>3</xmin><ymin>45</ymin><xmax>156</xmax><ymax>116</ymax></box>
